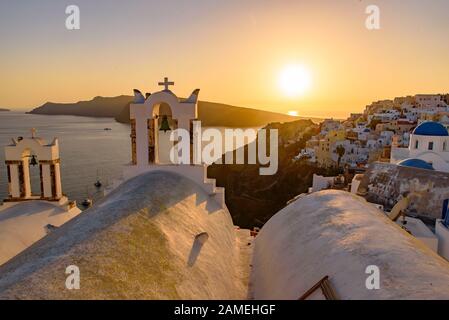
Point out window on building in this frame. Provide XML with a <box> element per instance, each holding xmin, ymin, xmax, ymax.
<box><xmin>415</xmin><ymin>140</ymin><xmax>419</xmax><ymax>149</ymax></box>
<box><xmin>444</xmin><ymin>141</ymin><xmax>447</xmax><ymax>151</ymax></box>
<box><xmin>428</xmin><ymin>142</ymin><xmax>434</xmax><ymax>151</ymax></box>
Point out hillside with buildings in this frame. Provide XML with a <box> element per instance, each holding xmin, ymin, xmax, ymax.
<box><xmin>292</xmin><ymin>94</ymin><xmax>449</xmax><ymax>263</ymax></box>
<box><xmin>209</xmin><ymin>93</ymin><xmax>449</xmax><ymax>251</ymax></box>
<box><xmin>298</xmin><ymin>94</ymin><xmax>449</xmax><ymax>170</ymax></box>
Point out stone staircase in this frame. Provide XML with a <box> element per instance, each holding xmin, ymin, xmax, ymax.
<box><xmin>202</xmin><ymin>166</ymin><xmax>226</xmax><ymax>209</ymax></box>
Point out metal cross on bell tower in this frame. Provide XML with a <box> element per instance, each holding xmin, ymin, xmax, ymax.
<box><xmin>158</xmin><ymin>77</ymin><xmax>175</xmax><ymax>91</ymax></box>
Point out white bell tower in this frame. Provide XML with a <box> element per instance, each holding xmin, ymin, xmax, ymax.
<box><xmin>130</xmin><ymin>77</ymin><xmax>199</xmax><ymax>166</ymax></box>
<box><xmin>121</xmin><ymin>78</ymin><xmax>225</xmax><ymax>208</ymax></box>
<box><xmin>3</xmin><ymin>129</ymin><xmax>64</xmax><ymax>202</ymax></box>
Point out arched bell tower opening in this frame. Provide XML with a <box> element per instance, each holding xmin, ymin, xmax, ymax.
<box><xmin>21</xmin><ymin>148</ymin><xmax>42</xmax><ymax>198</ymax></box>
<box><xmin>149</xmin><ymin>102</ymin><xmax>178</xmax><ymax>164</ymax></box>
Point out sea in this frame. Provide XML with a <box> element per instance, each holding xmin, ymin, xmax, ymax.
<box><xmin>0</xmin><ymin>112</ymin><xmax>257</xmax><ymax>207</ymax></box>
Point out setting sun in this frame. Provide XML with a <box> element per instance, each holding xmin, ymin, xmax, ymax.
<box><xmin>278</xmin><ymin>64</ymin><xmax>312</xmax><ymax>98</ymax></box>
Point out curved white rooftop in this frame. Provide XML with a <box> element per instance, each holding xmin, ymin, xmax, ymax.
<box><xmin>0</xmin><ymin>171</ymin><xmax>249</xmax><ymax>299</ymax></box>
<box><xmin>0</xmin><ymin>201</ymin><xmax>80</xmax><ymax>266</ymax></box>
<box><xmin>251</xmin><ymin>190</ymin><xmax>449</xmax><ymax>300</ymax></box>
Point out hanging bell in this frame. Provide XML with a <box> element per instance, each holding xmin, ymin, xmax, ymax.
<box><xmin>159</xmin><ymin>115</ymin><xmax>171</xmax><ymax>132</ymax></box>
<box><xmin>29</xmin><ymin>155</ymin><xmax>38</xmax><ymax>166</ymax></box>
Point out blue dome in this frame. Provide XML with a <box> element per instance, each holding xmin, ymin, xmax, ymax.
<box><xmin>413</xmin><ymin>121</ymin><xmax>448</xmax><ymax>136</ymax></box>
<box><xmin>398</xmin><ymin>158</ymin><xmax>434</xmax><ymax>171</ymax></box>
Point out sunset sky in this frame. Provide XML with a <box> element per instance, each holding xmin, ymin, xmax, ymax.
<box><xmin>0</xmin><ymin>0</ymin><xmax>448</xmax><ymax>118</ymax></box>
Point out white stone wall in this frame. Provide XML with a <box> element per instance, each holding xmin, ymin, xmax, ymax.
<box><xmin>436</xmin><ymin>220</ymin><xmax>449</xmax><ymax>261</ymax></box>
<box><xmin>311</xmin><ymin>174</ymin><xmax>334</xmax><ymax>193</ymax></box>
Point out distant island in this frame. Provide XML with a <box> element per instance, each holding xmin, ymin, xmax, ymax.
<box><xmin>28</xmin><ymin>95</ymin><xmax>319</xmax><ymax>127</ymax></box>
<box><xmin>0</xmin><ymin>108</ymin><xmax>10</xmax><ymax>112</ymax></box>
<box><xmin>28</xmin><ymin>96</ymin><xmax>132</xmax><ymax>119</ymax></box>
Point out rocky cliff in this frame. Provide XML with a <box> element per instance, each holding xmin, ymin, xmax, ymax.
<box><xmin>208</xmin><ymin>119</ymin><xmax>341</xmax><ymax>228</ymax></box>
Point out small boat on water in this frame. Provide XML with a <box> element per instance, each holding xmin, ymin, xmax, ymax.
<box><xmin>104</xmin><ymin>128</ymin><xmax>112</xmax><ymax>131</ymax></box>
<box><xmin>94</xmin><ymin>169</ymin><xmax>102</xmax><ymax>188</ymax></box>
<box><xmin>81</xmin><ymin>198</ymin><xmax>92</xmax><ymax>208</ymax></box>
<box><xmin>81</xmin><ymin>186</ymin><xmax>93</xmax><ymax>208</ymax></box>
